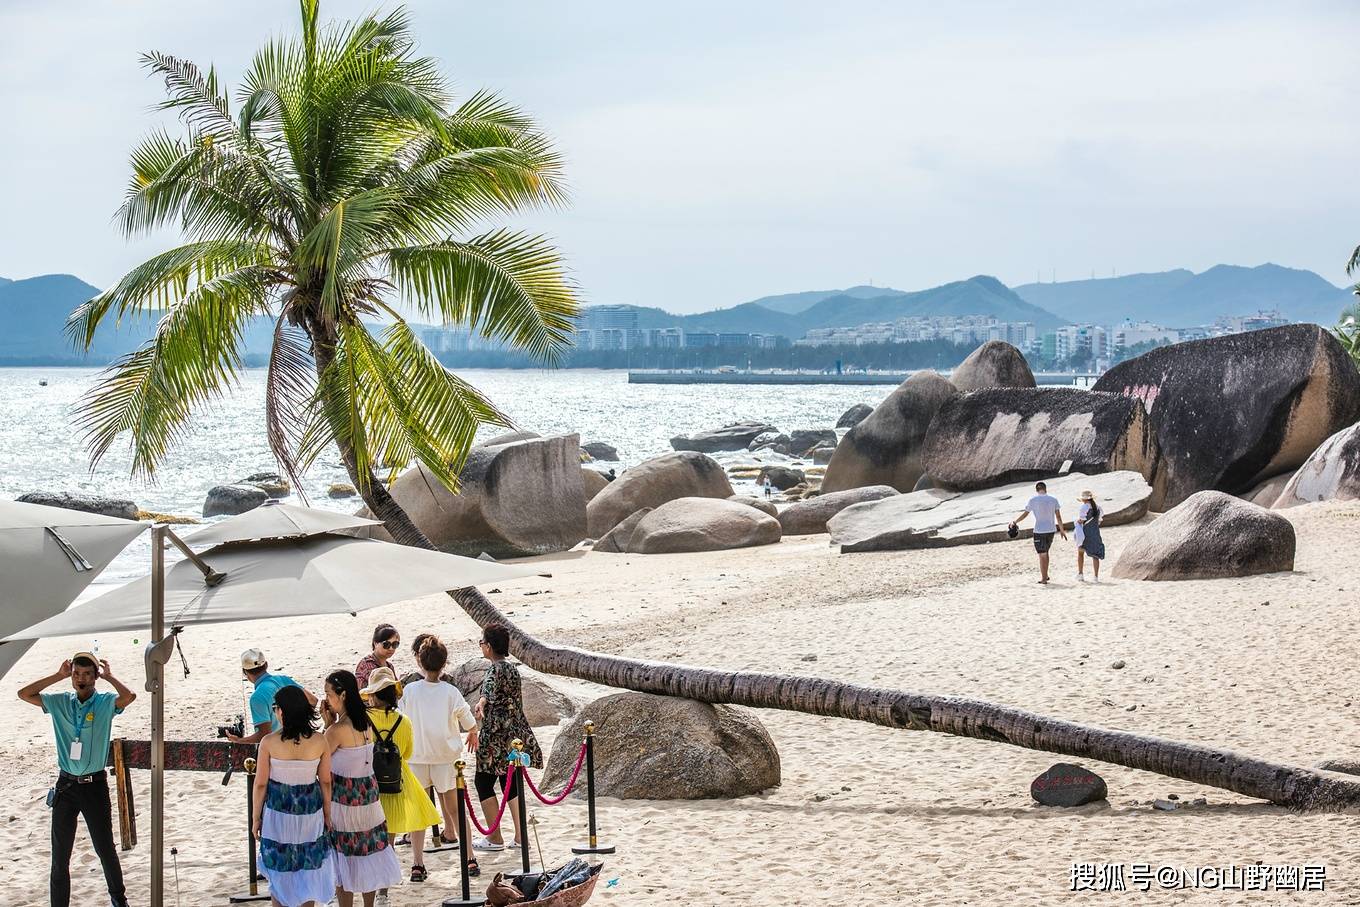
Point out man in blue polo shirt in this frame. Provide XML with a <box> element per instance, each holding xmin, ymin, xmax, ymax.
<box><xmin>18</xmin><ymin>652</ymin><xmax>136</xmax><ymax>907</ymax></box>
<box><xmin>225</xmin><ymin>648</ymin><xmax>314</xmax><ymax>744</ymax></box>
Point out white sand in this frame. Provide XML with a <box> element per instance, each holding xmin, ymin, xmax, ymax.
<box><xmin>3</xmin><ymin>501</ymin><xmax>1359</xmax><ymax>905</ymax></box>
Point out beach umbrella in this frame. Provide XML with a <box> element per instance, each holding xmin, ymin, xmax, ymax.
<box><xmin>3</xmin><ymin>508</ymin><xmax>535</xmax><ymax>907</ymax></box>
<box><xmin>0</xmin><ymin>500</ymin><xmax>147</xmax><ymax>679</ymax></box>
<box><xmin>182</xmin><ymin>498</ymin><xmax>380</xmax><ymax>548</ymax></box>
<box><xmin>7</xmin><ymin>534</ymin><xmax>535</xmax><ymax>636</ymax></box>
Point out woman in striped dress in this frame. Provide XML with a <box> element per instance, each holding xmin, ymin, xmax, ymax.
<box><xmin>323</xmin><ymin>671</ymin><xmax>402</xmax><ymax>907</ymax></box>
<box><xmin>252</xmin><ymin>684</ymin><xmax>336</xmax><ymax>907</ymax></box>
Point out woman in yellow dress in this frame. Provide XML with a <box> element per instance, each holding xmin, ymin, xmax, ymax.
<box><xmin>360</xmin><ymin>667</ymin><xmax>441</xmax><ymax>884</ymax></box>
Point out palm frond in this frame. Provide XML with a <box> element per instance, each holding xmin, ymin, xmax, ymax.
<box><xmin>387</xmin><ymin>229</ymin><xmax>578</xmax><ymax>361</ymax></box>
<box><xmin>68</xmin><ymin>243</ymin><xmax>273</xmax><ymax>350</ymax></box>
<box><xmin>264</xmin><ymin>314</ymin><xmax>316</xmax><ymax>499</ymax></box>
<box><xmin>75</xmin><ymin>274</ymin><xmax>268</xmax><ymax>475</ymax></box>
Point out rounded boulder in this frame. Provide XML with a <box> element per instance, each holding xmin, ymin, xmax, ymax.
<box><xmin>951</xmin><ymin>340</ymin><xmax>1036</xmax><ymax>393</ymax></box>
<box><xmin>541</xmin><ymin>692</ymin><xmax>780</xmax><ymax>800</ymax></box>
<box><xmin>627</xmin><ymin>497</ymin><xmax>781</xmax><ymax>554</ymax></box>
<box><xmin>1112</xmin><ymin>491</ymin><xmax>1295</xmax><ymax>580</ymax></box>
<box><xmin>586</xmin><ymin>451</ymin><xmax>733</xmax><ymax>538</ymax></box>
<box><xmin>822</xmin><ymin>371</ymin><xmax>958</xmax><ymax>493</ymax></box>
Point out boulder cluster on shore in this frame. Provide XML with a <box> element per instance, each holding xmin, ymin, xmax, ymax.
<box><xmin>18</xmin><ymin>326</ymin><xmax>1360</xmax><ymax>579</ymax></box>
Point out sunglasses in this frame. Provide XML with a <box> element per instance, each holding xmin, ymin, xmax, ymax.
<box><xmin>380</xmin><ymin>639</ymin><xmax>400</xmax><ymax>649</ymax></box>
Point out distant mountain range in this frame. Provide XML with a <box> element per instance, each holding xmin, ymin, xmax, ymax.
<box><xmin>0</xmin><ymin>273</ymin><xmax>275</xmax><ymax>364</ymax></box>
<box><xmin>1013</xmin><ymin>263</ymin><xmax>1352</xmax><ymax>328</ymax></box>
<box><xmin>1</xmin><ymin>262</ymin><xmax>1351</xmax><ymax>364</ymax></box>
<box><xmin>594</xmin><ymin>275</ymin><xmax>1065</xmax><ymax>336</ymax></box>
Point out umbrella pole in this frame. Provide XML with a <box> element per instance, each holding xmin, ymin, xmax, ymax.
<box><xmin>151</xmin><ymin>525</ymin><xmax>166</xmax><ymax>907</ymax></box>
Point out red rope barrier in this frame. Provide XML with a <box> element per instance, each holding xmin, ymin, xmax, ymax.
<box><xmin>522</xmin><ymin>742</ymin><xmax>587</xmax><ymax>806</ymax></box>
<box><xmin>460</xmin><ymin>764</ymin><xmax>518</xmax><ymax>837</ymax></box>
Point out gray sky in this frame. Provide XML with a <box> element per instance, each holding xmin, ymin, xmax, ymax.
<box><xmin>1</xmin><ymin>1</ymin><xmax>1354</xmax><ymax>313</ymax></box>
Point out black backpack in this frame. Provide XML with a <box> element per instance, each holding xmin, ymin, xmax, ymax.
<box><xmin>372</xmin><ymin>715</ymin><xmax>404</xmax><ymax>794</ymax></box>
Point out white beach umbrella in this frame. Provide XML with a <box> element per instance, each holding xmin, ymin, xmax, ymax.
<box><xmin>3</xmin><ymin>510</ymin><xmax>535</xmax><ymax>907</ymax></box>
<box><xmin>6</xmin><ymin>534</ymin><xmax>534</xmax><ymax>637</ymax></box>
<box><xmin>183</xmin><ymin>498</ymin><xmax>380</xmax><ymax>548</ymax></box>
<box><xmin>0</xmin><ymin>500</ymin><xmax>147</xmax><ymax>679</ymax></box>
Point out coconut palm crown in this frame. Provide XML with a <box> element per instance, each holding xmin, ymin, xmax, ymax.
<box><xmin>71</xmin><ymin>0</ymin><xmax>576</xmax><ymax>538</ymax></box>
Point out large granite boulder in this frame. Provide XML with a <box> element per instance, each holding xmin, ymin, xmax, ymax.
<box><xmin>586</xmin><ymin>451</ymin><xmax>733</xmax><ymax>538</ymax></box>
<box><xmin>787</xmin><ymin>429</ymin><xmax>837</xmax><ymax>457</ymax></box>
<box><xmin>449</xmin><ymin>657</ymin><xmax>577</xmax><ymax>727</ymax></box>
<box><xmin>1111</xmin><ymin>491</ymin><xmax>1295</xmax><ymax>580</ymax></box>
<box><xmin>836</xmin><ymin>403</ymin><xmax>873</xmax><ymax>429</ymax></box>
<box><xmin>1272</xmin><ymin>422</ymin><xmax>1360</xmax><ymax>508</ymax></box>
<box><xmin>811</xmin><ymin>444</ymin><xmax>836</xmax><ymax>465</ymax></box>
<box><xmin>593</xmin><ymin>507</ymin><xmax>651</xmax><ymax>553</ymax></box>
<box><xmin>581</xmin><ymin>441</ymin><xmax>619</xmax><ymax>461</ymax></box>
<box><xmin>828</xmin><ymin>471</ymin><xmax>1150</xmax><ymax>552</ymax></box>
<box><xmin>376</xmin><ymin>434</ymin><xmax>587</xmax><ymax>557</ymax></box>
<box><xmin>747</xmin><ymin>431</ymin><xmax>791</xmax><ymax>454</ymax></box>
<box><xmin>822</xmin><ymin>371</ymin><xmax>958</xmax><ymax>494</ymax></box>
<box><xmin>16</xmin><ymin>491</ymin><xmax>139</xmax><ymax>521</ymax></box>
<box><xmin>627</xmin><ymin>497</ymin><xmax>781</xmax><ymax>554</ymax></box>
<box><xmin>921</xmin><ymin>387</ymin><xmax>1162</xmax><ymax>493</ymax></box>
<box><xmin>779</xmin><ymin>485</ymin><xmax>898</xmax><ymax>536</ymax></box>
<box><xmin>671</xmin><ymin>421</ymin><xmax>778</xmax><ymax>453</ymax></box>
<box><xmin>541</xmin><ymin>693</ymin><xmax>780</xmax><ymax>799</ymax></box>
<box><xmin>581</xmin><ymin>467</ymin><xmax>610</xmax><ymax>502</ymax></box>
<box><xmin>758</xmin><ymin>465</ymin><xmax>804</xmax><ymax>490</ymax></box>
<box><xmin>728</xmin><ymin>495</ymin><xmax>778</xmax><ymax>517</ymax></box>
<box><xmin>480</xmin><ymin>429</ymin><xmax>541</xmax><ymax>447</ymax></box>
<box><xmin>1094</xmin><ymin>324</ymin><xmax>1360</xmax><ymax>509</ymax></box>
<box><xmin>203</xmin><ymin>484</ymin><xmax>269</xmax><ymax>517</ymax></box>
<box><xmin>1241</xmin><ymin>472</ymin><xmax>1294</xmax><ymax>507</ymax></box>
<box><xmin>951</xmin><ymin>340</ymin><xmax>1036</xmax><ymax>392</ymax></box>
<box><xmin>240</xmin><ymin>471</ymin><xmax>290</xmax><ymax>499</ymax></box>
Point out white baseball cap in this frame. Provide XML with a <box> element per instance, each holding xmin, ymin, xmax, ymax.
<box><xmin>240</xmin><ymin>648</ymin><xmax>267</xmax><ymax>671</ymax></box>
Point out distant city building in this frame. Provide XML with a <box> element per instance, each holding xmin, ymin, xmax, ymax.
<box><xmin>796</xmin><ymin>315</ymin><xmax>1037</xmax><ymax>350</ymax></box>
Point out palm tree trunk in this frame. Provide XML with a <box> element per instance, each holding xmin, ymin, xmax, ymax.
<box><xmin>446</xmin><ymin>586</ymin><xmax>1360</xmax><ymax>811</ymax></box>
<box><xmin>307</xmin><ymin>323</ymin><xmax>1360</xmax><ymax>809</ymax></box>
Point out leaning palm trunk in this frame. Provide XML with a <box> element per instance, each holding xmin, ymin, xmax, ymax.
<box><xmin>440</xmin><ymin>587</ymin><xmax>1360</xmax><ymax>811</ymax></box>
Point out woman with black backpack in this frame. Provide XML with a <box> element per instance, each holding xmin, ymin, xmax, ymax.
<box><xmin>359</xmin><ymin>667</ymin><xmax>440</xmax><ymax>884</ymax></box>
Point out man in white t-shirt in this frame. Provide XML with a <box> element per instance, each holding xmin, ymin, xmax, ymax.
<box><xmin>400</xmin><ymin>637</ymin><xmax>478</xmax><ymax>845</ymax></box>
<box><xmin>1008</xmin><ymin>480</ymin><xmax>1067</xmax><ymax>584</ymax></box>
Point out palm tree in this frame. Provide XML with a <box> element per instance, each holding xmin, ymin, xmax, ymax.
<box><xmin>71</xmin><ymin>0</ymin><xmax>575</xmax><ymax>541</ymax></box>
<box><xmin>77</xmin><ymin>1</ymin><xmax>1360</xmax><ymax>812</ymax></box>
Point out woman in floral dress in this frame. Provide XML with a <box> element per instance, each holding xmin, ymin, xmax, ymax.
<box><xmin>322</xmin><ymin>670</ymin><xmax>401</xmax><ymax>907</ymax></box>
<box><xmin>466</xmin><ymin>623</ymin><xmax>541</xmax><ymax>851</ymax></box>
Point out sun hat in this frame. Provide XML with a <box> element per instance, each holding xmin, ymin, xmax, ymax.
<box><xmin>361</xmin><ymin>666</ymin><xmax>401</xmax><ymax>698</ymax></box>
<box><xmin>240</xmin><ymin>648</ymin><xmax>268</xmax><ymax>671</ymax></box>
<box><xmin>1079</xmin><ymin>490</ymin><xmax>1095</xmax><ymax>501</ymax></box>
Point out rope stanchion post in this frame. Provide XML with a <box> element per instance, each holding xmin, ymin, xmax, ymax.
<box><xmin>512</xmin><ymin>739</ymin><xmax>532</xmax><ymax>874</ymax></box>
<box><xmin>571</xmin><ymin>721</ymin><xmax>615</xmax><ymax>855</ymax></box>
<box><xmin>227</xmin><ymin>756</ymin><xmax>270</xmax><ymax>903</ymax></box>
<box><xmin>425</xmin><ymin>786</ymin><xmax>458</xmax><ymax>853</ymax></box>
<box><xmin>441</xmin><ymin>761</ymin><xmax>483</xmax><ymax>907</ymax></box>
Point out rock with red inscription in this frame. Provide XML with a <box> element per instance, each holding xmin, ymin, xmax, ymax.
<box><xmin>1030</xmin><ymin>762</ymin><xmax>1108</xmax><ymax>807</ymax></box>
<box><xmin>1093</xmin><ymin>324</ymin><xmax>1360</xmax><ymax>510</ymax></box>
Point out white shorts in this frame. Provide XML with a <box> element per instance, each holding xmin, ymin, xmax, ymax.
<box><xmin>409</xmin><ymin>762</ymin><xmax>456</xmax><ymax>793</ymax></box>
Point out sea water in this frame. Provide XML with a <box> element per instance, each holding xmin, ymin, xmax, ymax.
<box><xmin>0</xmin><ymin>367</ymin><xmax>892</xmax><ymax>585</ymax></box>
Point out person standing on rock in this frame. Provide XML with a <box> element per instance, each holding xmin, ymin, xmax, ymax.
<box><xmin>1075</xmin><ymin>490</ymin><xmax>1105</xmax><ymax>583</ymax></box>
<box><xmin>1008</xmin><ymin>481</ymin><xmax>1066</xmax><ymax>584</ymax></box>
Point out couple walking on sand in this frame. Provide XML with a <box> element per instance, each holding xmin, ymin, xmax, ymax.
<box><xmin>1008</xmin><ymin>481</ymin><xmax>1106</xmax><ymax>584</ymax></box>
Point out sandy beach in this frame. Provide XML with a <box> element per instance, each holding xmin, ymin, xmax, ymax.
<box><xmin>3</xmin><ymin>501</ymin><xmax>1359</xmax><ymax>905</ymax></box>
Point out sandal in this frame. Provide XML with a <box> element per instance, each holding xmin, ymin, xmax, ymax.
<box><xmin>410</xmin><ymin>864</ymin><xmax>427</xmax><ymax>883</ymax></box>
<box><xmin>467</xmin><ymin>858</ymin><xmax>481</xmax><ymax>878</ymax></box>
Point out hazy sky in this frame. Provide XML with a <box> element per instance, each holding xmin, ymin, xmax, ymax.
<box><xmin>1</xmin><ymin>1</ymin><xmax>1354</xmax><ymax>313</ymax></box>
